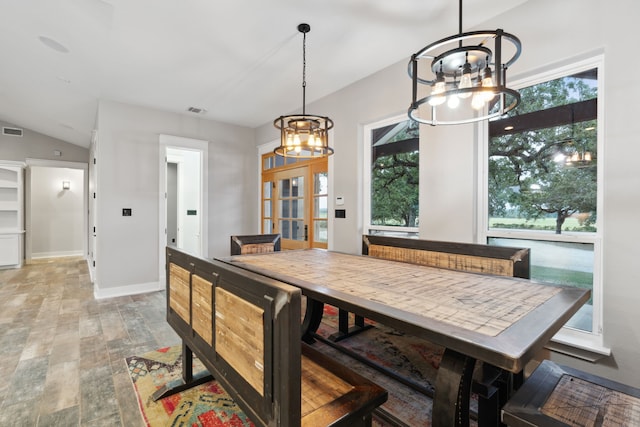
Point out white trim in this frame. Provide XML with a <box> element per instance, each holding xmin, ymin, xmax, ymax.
<box><xmin>158</xmin><ymin>134</ymin><xmax>209</xmax><ymax>286</ymax></box>
<box><xmin>94</xmin><ymin>280</ymin><xmax>163</xmax><ymax>300</ymax></box>
<box><xmin>31</xmin><ymin>250</ymin><xmax>85</xmax><ymax>259</ymax></box>
<box><xmin>478</xmin><ymin>54</ymin><xmax>605</xmax><ymax>353</ymax></box>
<box><xmin>24</xmin><ymin>158</ymin><xmax>89</xmax><ymax>263</ymax></box>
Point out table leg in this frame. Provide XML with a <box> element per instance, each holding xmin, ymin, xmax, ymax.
<box><xmin>151</xmin><ymin>341</ymin><xmax>214</xmax><ymax>401</ymax></box>
<box><xmin>328</xmin><ymin>309</ymin><xmax>375</xmax><ymax>342</ymax></box>
<box><xmin>432</xmin><ymin>348</ymin><xmax>475</xmax><ymax>427</ymax></box>
<box><xmin>302</xmin><ymin>298</ymin><xmax>325</xmax><ymax>343</ymax></box>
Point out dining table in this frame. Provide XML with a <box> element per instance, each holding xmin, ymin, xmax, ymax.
<box><xmin>216</xmin><ymin>248</ymin><xmax>590</xmax><ymax>427</ymax></box>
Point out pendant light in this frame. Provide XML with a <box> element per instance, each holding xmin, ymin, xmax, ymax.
<box><xmin>274</xmin><ymin>24</ymin><xmax>334</xmax><ymax>158</ymax></box>
<box><xmin>408</xmin><ymin>0</ymin><xmax>522</xmax><ymax>126</ymax></box>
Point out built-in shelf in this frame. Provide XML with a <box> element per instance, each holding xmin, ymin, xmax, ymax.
<box><xmin>0</xmin><ymin>163</ymin><xmax>24</xmax><ymax>268</ymax></box>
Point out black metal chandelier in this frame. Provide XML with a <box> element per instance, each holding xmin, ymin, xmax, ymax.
<box><xmin>274</xmin><ymin>23</ymin><xmax>334</xmax><ymax>158</ymax></box>
<box><xmin>408</xmin><ymin>0</ymin><xmax>522</xmax><ymax>126</ymax></box>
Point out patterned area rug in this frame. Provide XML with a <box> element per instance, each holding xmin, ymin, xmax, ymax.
<box><xmin>126</xmin><ymin>345</ymin><xmax>255</xmax><ymax>427</ymax></box>
<box><xmin>126</xmin><ymin>306</ymin><xmax>447</xmax><ymax>426</ymax></box>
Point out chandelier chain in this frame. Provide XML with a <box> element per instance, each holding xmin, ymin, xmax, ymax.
<box><xmin>302</xmin><ymin>30</ymin><xmax>307</xmax><ymax>115</ymax></box>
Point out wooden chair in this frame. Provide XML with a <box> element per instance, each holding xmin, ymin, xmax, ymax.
<box><xmin>230</xmin><ymin>233</ymin><xmax>281</xmax><ymax>255</ymax></box>
<box><xmin>163</xmin><ymin>247</ymin><xmax>388</xmax><ymax>427</ymax></box>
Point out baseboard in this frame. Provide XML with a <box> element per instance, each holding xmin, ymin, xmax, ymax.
<box><xmin>31</xmin><ymin>250</ymin><xmax>84</xmax><ymax>259</ymax></box>
<box><xmin>93</xmin><ymin>280</ymin><xmax>163</xmax><ymax>300</ymax></box>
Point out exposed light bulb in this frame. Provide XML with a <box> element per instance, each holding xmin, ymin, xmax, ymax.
<box><xmin>471</xmin><ymin>93</ymin><xmax>485</xmax><ymax>110</ymax></box>
<box><xmin>481</xmin><ymin>57</ymin><xmax>496</xmax><ymax>101</ymax></box>
<box><xmin>294</xmin><ymin>145</ymin><xmax>302</xmax><ymax>153</ymax></box>
<box><xmin>307</xmin><ymin>134</ymin><xmax>316</xmax><ymax>147</ymax></box>
<box><xmin>293</xmin><ymin>134</ymin><xmax>301</xmax><ymax>145</ymax></box>
<box><xmin>458</xmin><ymin>59</ymin><xmax>472</xmax><ymax>99</ymax></box>
<box><xmin>428</xmin><ymin>72</ymin><xmax>446</xmax><ymax>106</ymax></box>
<box><xmin>447</xmin><ymin>94</ymin><xmax>460</xmax><ymax>109</ymax></box>
<box><xmin>286</xmin><ymin>134</ymin><xmax>294</xmax><ymax>147</ymax></box>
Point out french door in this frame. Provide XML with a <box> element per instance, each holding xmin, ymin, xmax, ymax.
<box><xmin>262</xmin><ymin>157</ymin><xmax>328</xmax><ymax>250</ymax></box>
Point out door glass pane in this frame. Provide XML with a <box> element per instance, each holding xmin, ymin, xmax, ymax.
<box><xmin>314</xmin><ymin>220</ymin><xmax>328</xmax><ymax>243</ymax></box>
<box><xmin>292</xmin><ymin>177</ymin><xmax>304</xmax><ymax>197</ymax></box>
<box><xmin>280</xmin><ymin>220</ymin><xmax>290</xmax><ymax>239</ymax></box>
<box><xmin>263</xmin><ymin>181</ymin><xmax>272</xmax><ymax>198</ymax></box>
<box><xmin>292</xmin><ymin>200</ymin><xmax>304</xmax><ymax>219</ymax></box>
<box><xmin>263</xmin><ymin>200</ymin><xmax>272</xmax><ymax>217</ymax></box>
<box><xmin>314</xmin><ymin>196</ymin><xmax>328</xmax><ymax>219</ymax></box>
<box><xmin>291</xmin><ymin>220</ymin><xmax>305</xmax><ymax>241</ymax></box>
<box><xmin>263</xmin><ymin>219</ymin><xmax>272</xmax><ymax>233</ymax></box>
<box><xmin>280</xmin><ymin>200</ymin><xmax>290</xmax><ymax>217</ymax></box>
<box><xmin>280</xmin><ymin>179</ymin><xmax>290</xmax><ymax>197</ymax></box>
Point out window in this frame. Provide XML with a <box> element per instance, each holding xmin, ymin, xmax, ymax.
<box><xmin>481</xmin><ymin>56</ymin><xmax>604</xmax><ymax>351</ymax></box>
<box><xmin>364</xmin><ymin>115</ymin><xmax>419</xmax><ymax>237</ymax></box>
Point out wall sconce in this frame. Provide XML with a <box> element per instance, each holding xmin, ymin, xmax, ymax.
<box><xmin>62</xmin><ymin>181</ymin><xmax>70</xmax><ymax>190</ymax></box>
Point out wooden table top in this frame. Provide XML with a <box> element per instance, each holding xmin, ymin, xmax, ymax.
<box><xmin>218</xmin><ymin>249</ymin><xmax>590</xmax><ymax>372</ymax></box>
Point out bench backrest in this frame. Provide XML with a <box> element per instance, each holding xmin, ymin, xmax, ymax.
<box><xmin>166</xmin><ymin>247</ymin><xmax>301</xmax><ymax>427</ymax></box>
<box><xmin>362</xmin><ymin>234</ymin><xmax>530</xmax><ymax>279</ymax></box>
<box><xmin>230</xmin><ymin>234</ymin><xmax>281</xmax><ymax>255</ymax></box>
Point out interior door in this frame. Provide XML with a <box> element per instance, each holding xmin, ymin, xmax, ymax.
<box><xmin>274</xmin><ymin>166</ymin><xmax>309</xmax><ymax>250</ymax></box>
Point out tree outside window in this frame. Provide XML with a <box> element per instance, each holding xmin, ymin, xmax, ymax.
<box><xmin>370</xmin><ymin>119</ymin><xmax>419</xmax><ymax>228</ymax></box>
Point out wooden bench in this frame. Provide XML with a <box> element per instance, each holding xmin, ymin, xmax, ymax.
<box><xmin>329</xmin><ymin>234</ymin><xmax>531</xmax><ymax>342</ymax></box>
<box><xmin>162</xmin><ymin>247</ymin><xmax>387</xmax><ymax>427</ymax></box>
<box><xmin>502</xmin><ymin>360</ymin><xmax>640</xmax><ymax>426</ymax></box>
<box><xmin>230</xmin><ymin>233</ymin><xmax>281</xmax><ymax>255</ymax></box>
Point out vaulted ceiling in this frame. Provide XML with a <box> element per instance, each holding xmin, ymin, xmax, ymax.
<box><xmin>0</xmin><ymin>0</ymin><xmax>528</xmax><ymax>148</ymax></box>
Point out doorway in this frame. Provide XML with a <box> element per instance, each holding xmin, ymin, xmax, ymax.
<box><xmin>24</xmin><ymin>159</ymin><xmax>88</xmax><ymax>262</ymax></box>
<box><xmin>158</xmin><ymin>135</ymin><xmax>208</xmax><ymax>283</ymax></box>
<box><xmin>262</xmin><ymin>156</ymin><xmax>328</xmax><ymax>250</ymax></box>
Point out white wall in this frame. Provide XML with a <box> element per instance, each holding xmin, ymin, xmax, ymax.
<box><xmin>94</xmin><ymin>100</ymin><xmax>256</xmax><ymax>297</ymax></box>
<box><xmin>255</xmin><ymin>0</ymin><xmax>640</xmax><ymax>387</ymax></box>
<box><xmin>29</xmin><ymin>166</ymin><xmax>84</xmax><ymax>258</ymax></box>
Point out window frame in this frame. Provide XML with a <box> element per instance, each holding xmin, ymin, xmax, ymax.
<box><xmin>363</xmin><ymin>113</ymin><xmax>420</xmax><ymax>237</ymax></box>
<box><xmin>478</xmin><ymin>54</ymin><xmax>608</xmax><ymax>355</ymax></box>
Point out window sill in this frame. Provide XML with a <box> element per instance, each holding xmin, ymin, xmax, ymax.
<box><xmin>547</xmin><ymin>329</ymin><xmax>611</xmax><ymax>362</ymax></box>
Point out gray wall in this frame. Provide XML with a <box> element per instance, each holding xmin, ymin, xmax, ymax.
<box><xmin>255</xmin><ymin>0</ymin><xmax>640</xmax><ymax>387</ymax></box>
<box><xmin>0</xmin><ymin>120</ymin><xmax>89</xmax><ymax>163</ymax></box>
<box><xmin>94</xmin><ymin>100</ymin><xmax>257</xmax><ymax>295</ymax></box>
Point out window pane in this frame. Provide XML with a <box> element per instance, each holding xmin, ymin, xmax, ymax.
<box><xmin>263</xmin><ymin>219</ymin><xmax>272</xmax><ymax>233</ymax></box>
<box><xmin>280</xmin><ymin>179</ymin><xmax>290</xmax><ymax>197</ymax></box>
<box><xmin>280</xmin><ymin>220</ymin><xmax>290</xmax><ymax>239</ymax></box>
<box><xmin>280</xmin><ymin>200</ymin><xmax>290</xmax><ymax>218</ymax></box>
<box><xmin>275</xmin><ymin>155</ymin><xmax>285</xmax><ymax>167</ymax></box>
<box><xmin>291</xmin><ymin>220</ymin><xmax>304</xmax><ymax>241</ymax></box>
<box><xmin>370</xmin><ymin>119</ymin><xmax>419</xmax><ymax>227</ymax></box>
<box><xmin>263</xmin><ymin>200</ymin><xmax>271</xmax><ymax>217</ymax></box>
<box><xmin>263</xmin><ymin>182</ymin><xmax>271</xmax><ymax>198</ymax></box>
<box><xmin>489</xmin><ymin>237</ymin><xmax>593</xmax><ymax>332</ymax></box>
<box><xmin>314</xmin><ymin>195</ymin><xmax>328</xmax><ymax>219</ymax></box>
<box><xmin>488</xmin><ymin>69</ymin><xmax>598</xmax><ymax>234</ymax></box>
<box><xmin>263</xmin><ymin>156</ymin><xmax>273</xmax><ymax>170</ymax></box>
<box><xmin>291</xmin><ymin>176</ymin><xmax>304</xmax><ymax>197</ymax></box>
<box><xmin>314</xmin><ymin>220</ymin><xmax>328</xmax><ymax>243</ymax></box>
<box><xmin>314</xmin><ymin>172</ymin><xmax>328</xmax><ymax>195</ymax></box>
<box><xmin>291</xmin><ymin>199</ymin><xmax>304</xmax><ymax>219</ymax></box>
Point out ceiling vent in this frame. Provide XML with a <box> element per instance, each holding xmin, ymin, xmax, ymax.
<box><xmin>187</xmin><ymin>107</ymin><xmax>207</xmax><ymax>114</ymax></box>
<box><xmin>3</xmin><ymin>127</ymin><xmax>23</xmax><ymax>137</ymax></box>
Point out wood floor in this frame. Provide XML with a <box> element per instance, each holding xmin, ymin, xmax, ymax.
<box><xmin>0</xmin><ymin>257</ymin><xmax>180</xmax><ymax>426</ymax></box>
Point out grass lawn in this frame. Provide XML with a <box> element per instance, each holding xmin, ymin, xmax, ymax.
<box><xmin>489</xmin><ymin>217</ymin><xmax>594</xmax><ymax>232</ymax></box>
<box><xmin>532</xmin><ymin>265</ymin><xmax>593</xmax><ymax>305</ymax></box>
